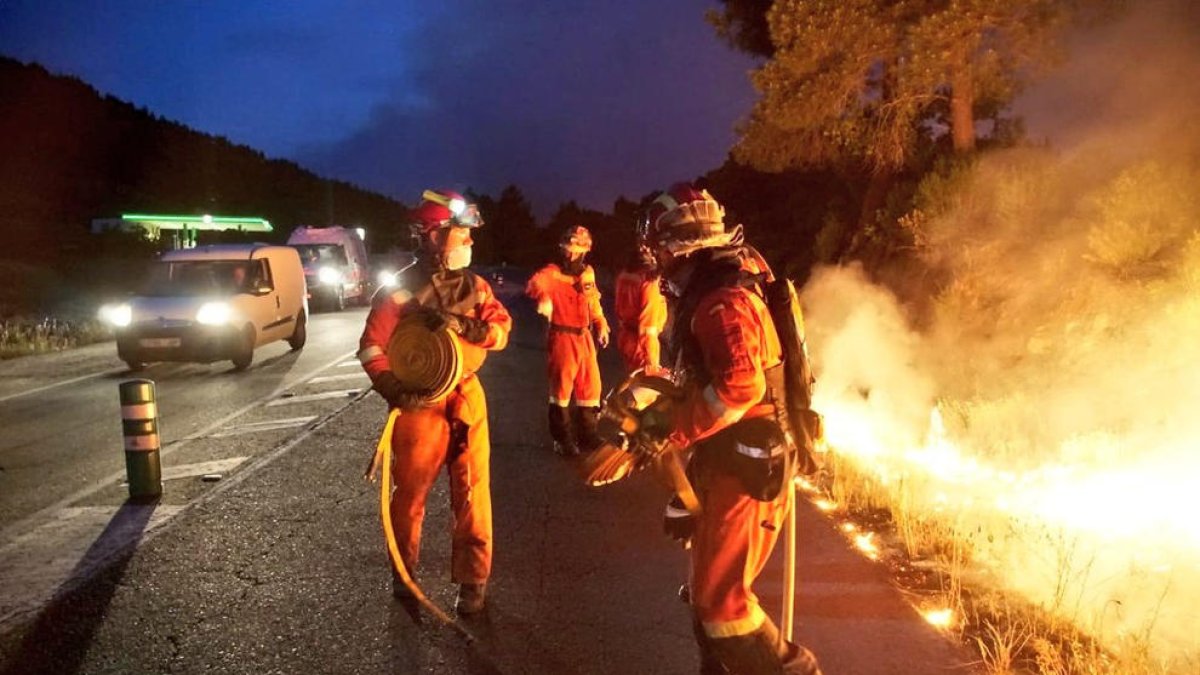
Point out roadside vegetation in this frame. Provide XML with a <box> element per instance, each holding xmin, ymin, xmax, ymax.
<box><xmin>802</xmin><ymin>145</ymin><xmax>1200</xmax><ymax>674</ymax></box>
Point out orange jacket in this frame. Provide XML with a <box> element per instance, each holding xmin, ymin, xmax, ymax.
<box><xmin>614</xmin><ymin>267</ymin><xmax>667</xmax><ymax>369</ymax></box>
<box><xmin>668</xmin><ymin>266</ymin><xmax>782</xmax><ymax>449</ymax></box>
<box><xmin>358</xmin><ymin>267</ymin><xmax>512</xmax><ymax>382</ymax></box>
<box><xmin>526</xmin><ymin>263</ymin><xmax>608</xmax><ymax>333</ymax></box>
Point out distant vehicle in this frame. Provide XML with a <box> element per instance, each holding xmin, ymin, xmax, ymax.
<box><xmin>100</xmin><ymin>244</ymin><xmax>308</xmax><ymax>371</ymax></box>
<box><xmin>286</xmin><ymin>226</ymin><xmax>370</xmax><ymax>311</ymax></box>
<box><xmin>370</xmin><ymin>249</ymin><xmax>418</xmax><ymax>293</ymax></box>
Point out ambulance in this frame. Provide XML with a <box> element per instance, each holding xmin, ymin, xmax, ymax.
<box><xmin>285</xmin><ymin>226</ymin><xmax>370</xmax><ymax>311</ymax></box>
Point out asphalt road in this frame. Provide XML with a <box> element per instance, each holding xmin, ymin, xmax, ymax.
<box><xmin>0</xmin><ymin>286</ymin><xmax>976</xmax><ymax>674</ymax></box>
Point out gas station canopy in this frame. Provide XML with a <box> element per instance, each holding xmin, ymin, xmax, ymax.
<box><xmin>91</xmin><ymin>213</ymin><xmax>273</xmax><ymax>248</ymax></box>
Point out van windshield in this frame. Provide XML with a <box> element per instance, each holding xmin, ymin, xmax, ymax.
<box><xmin>293</xmin><ymin>244</ymin><xmax>347</xmax><ymax>267</ymax></box>
<box><xmin>141</xmin><ymin>260</ymin><xmax>253</xmax><ymax>297</ymax></box>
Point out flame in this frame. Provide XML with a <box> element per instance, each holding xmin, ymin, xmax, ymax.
<box><xmin>922</xmin><ymin>607</ymin><xmax>955</xmax><ymax>630</ymax></box>
<box><xmin>853</xmin><ymin>531</ymin><xmax>879</xmax><ymax>559</ymax></box>
<box><xmin>814</xmin><ymin>392</ymin><xmax>1200</xmax><ymax>659</ymax></box>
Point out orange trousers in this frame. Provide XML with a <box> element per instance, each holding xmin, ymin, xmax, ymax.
<box><xmin>388</xmin><ymin>374</ymin><xmax>492</xmax><ymax>584</ymax></box>
<box><xmin>546</xmin><ymin>329</ymin><xmax>601</xmax><ymax>407</ymax></box>
<box><xmin>690</xmin><ymin>467</ymin><xmax>791</xmax><ymax>638</ymax></box>
<box><xmin>616</xmin><ymin>327</ymin><xmax>644</xmax><ymax>373</ymax></box>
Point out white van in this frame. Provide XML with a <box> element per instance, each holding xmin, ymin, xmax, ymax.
<box><xmin>104</xmin><ymin>244</ymin><xmax>308</xmax><ymax>371</ymax></box>
<box><xmin>286</xmin><ymin>226</ymin><xmax>370</xmax><ymax>311</ymax></box>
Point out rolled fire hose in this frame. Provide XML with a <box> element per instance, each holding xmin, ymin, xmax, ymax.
<box><xmin>385</xmin><ymin>314</ymin><xmax>464</xmax><ymax>401</ymax></box>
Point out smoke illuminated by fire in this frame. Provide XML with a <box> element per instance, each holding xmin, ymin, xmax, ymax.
<box><xmin>796</xmin><ymin>4</ymin><xmax>1200</xmax><ymax>665</ymax></box>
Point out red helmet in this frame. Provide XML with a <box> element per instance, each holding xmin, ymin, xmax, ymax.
<box><xmin>644</xmin><ymin>183</ymin><xmax>728</xmax><ymax>255</ymax></box>
<box><xmin>409</xmin><ymin>189</ymin><xmax>483</xmax><ymax>237</ymax></box>
<box><xmin>560</xmin><ymin>225</ymin><xmax>593</xmax><ymax>254</ymax></box>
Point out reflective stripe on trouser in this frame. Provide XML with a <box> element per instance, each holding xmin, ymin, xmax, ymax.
<box><xmin>690</xmin><ymin>468</ymin><xmax>790</xmax><ymax>638</ymax></box>
<box><xmin>546</xmin><ymin>329</ymin><xmax>601</xmax><ymax>406</ymax></box>
<box><xmin>616</xmin><ymin>327</ymin><xmax>646</xmax><ymax>374</ymax></box>
<box><xmin>389</xmin><ymin>375</ymin><xmax>492</xmax><ymax>584</ymax></box>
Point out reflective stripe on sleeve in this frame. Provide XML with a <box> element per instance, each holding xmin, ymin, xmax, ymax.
<box><xmin>357</xmin><ymin>345</ymin><xmax>385</xmax><ymax>364</ymax></box>
<box><xmin>576</xmin><ymin>399</ymin><xmax>600</xmax><ymax>407</ymax></box>
<box><xmin>549</xmin><ymin>396</ymin><xmax>570</xmax><ymax>406</ymax></box>
<box><xmin>702</xmin><ymin>385</ymin><xmax>744</xmax><ymax>426</ymax></box>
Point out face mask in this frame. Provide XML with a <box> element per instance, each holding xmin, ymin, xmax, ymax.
<box><xmin>443</xmin><ymin>245</ymin><xmax>472</xmax><ymax>271</ymax></box>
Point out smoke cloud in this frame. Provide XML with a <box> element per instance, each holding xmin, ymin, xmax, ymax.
<box><xmin>799</xmin><ymin>0</ymin><xmax>1200</xmax><ymax>663</ymax></box>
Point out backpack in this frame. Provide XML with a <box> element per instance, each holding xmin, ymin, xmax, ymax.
<box><xmin>762</xmin><ymin>275</ymin><xmax>822</xmax><ymax>477</ymax></box>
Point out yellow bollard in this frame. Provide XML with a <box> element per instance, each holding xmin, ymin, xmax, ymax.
<box><xmin>119</xmin><ymin>379</ymin><xmax>162</xmax><ymax>500</ymax></box>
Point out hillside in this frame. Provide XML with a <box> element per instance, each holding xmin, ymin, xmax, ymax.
<box><xmin>0</xmin><ymin>57</ymin><xmax>410</xmax><ymax>268</ymax></box>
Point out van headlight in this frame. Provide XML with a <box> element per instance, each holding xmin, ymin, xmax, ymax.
<box><xmin>318</xmin><ymin>266</ymin><xmax>342</xmax><ymax>285</ymax></box>
<box><xmin>377</xmin><ymin>270</ymin><xmax>398</xmax><ymax>288</ymax></box>
<box><xmin>196</xmin><ymin>301</ymin><xmax>232</xmax><ymax>326</ymax></box>
<box><xmin>99</xmin><ymin>303</ymin><xmax>132</xmax><ymax>328</ymax></box>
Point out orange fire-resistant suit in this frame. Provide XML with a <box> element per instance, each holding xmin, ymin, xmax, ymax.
<box><xmin>665</xmin><ymin>248</ymin><xmax>817</xmax><ymax>672</ymax></box>
<box><xmin>526</xmin><ymin>262</ymin><xmax>609</xmax><ymax>452</ymax></box>
<box><xmin>527</xmin><ymin>262</ymin><xmax>609</xmax><ymax>406</ymax></box>
<box><xmin>358</xmin><ymin>266</ymin><xmax>512</xmax><ymax>584</ymax></box>
<box><xmin>614</xmin><ymin>265</ymin><xmax>667</xmax><ymax>373</ymax></box>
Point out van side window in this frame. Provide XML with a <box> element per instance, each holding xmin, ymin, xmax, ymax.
<box><xmin>251</xmin><ymin>259</ymin><xmax>274</xmax><ymax>291</ymax></box>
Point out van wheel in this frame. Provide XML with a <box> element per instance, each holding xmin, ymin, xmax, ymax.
<box><xmin>231</xmin><ymin>325</ymin><xmax>255</xmax><ymax>371</ymax></box>
<box><xmin>332</xmin><ymin>287</ymin><xmax>345</xmax><ymax>312</ymax></box>
<box><xmin>124</xmin><ymin>359</ymin><xmax>147</xmax><ymax>372</ymax></box>
<box><xmin>287</xmin><ymin>311</ymin><xmax>307</xmax><ymax>350</ymax></box>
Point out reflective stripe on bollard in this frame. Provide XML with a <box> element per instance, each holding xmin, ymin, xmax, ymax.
<box><xmin>119</xmin><ymin>379</ymin><xmax>162</xmax><ymax>500</ymax></box>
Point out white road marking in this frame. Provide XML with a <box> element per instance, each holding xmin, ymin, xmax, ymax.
<box><xmin>308</xmin><ymin>372</ymin><xmax>368</xmax><ymax>385</ymax></box>
<box><xmin>160</xmin><ymin>457</ymin><xmax>249</xmax><ymax>481</ymax></box>
<box><xmin>0</xmin><ymin>367</ymin><xmax>126</xmax><ymax>403</ymax></box>
<box><xmin>337</xmin><ymin>360</ymin><xmax>360</xmax><ymax>367</ymax></box>
<box><xmin>265</xmin><ymin>389</ymin><xmax>362</xmax><ymax>407</ymax></box>
<box><xmin>0</xmin><ymin>349</ymin><xmax>357</xmax><ymax>550</ymax></box>
<box><xmin>0</xmin><ymin>505</ymin><xmax>185</xmax><ymax>626</ymax></box>
<box><xmin>210</xmin><ymin>417</ymin><xmax>316</xmax><ymax>437</ymax></box>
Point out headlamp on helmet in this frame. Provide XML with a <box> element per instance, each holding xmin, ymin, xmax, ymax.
<box><xmin>409</xmin><ymin>189</ymin><xmax>483</xmax><ymax>238</ymax></box>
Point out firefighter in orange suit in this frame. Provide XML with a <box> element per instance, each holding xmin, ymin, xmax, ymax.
<box><xmin>358</xmin><ymin>189</ymin><xmax>512</xmax><ymax>615</ymax></box>
<box><xmin>641</xmin><ymin>183</ymin><xmax>823</xmax><ymax>674</ymax></box>
<box><xmin>613</xmin><ymin>240</ymin><xmax>667</xmax><ymax>374</ymax></box>
<box><xmin>526</xmin><ymin>225</ymin><xmax>610</xmax><ymax>456</ymax></box>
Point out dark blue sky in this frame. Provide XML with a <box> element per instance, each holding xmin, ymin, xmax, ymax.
<box><xmin>0</xmin><ymin>0</ymin><xmax>758</xmax><ymax>215</ymax></box>
<box><xmin>3</xmin><ymin>1</ymin><xmax>1196</xmax><ymax>217</ymax></box>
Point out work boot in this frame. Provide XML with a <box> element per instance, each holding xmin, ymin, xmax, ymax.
<box><xmin>707</xmin><ymin>616</ymin><xmax>824</xmax><ymax>675</ymax></box>
<box><xmin>455</xmin><ymin>582</ymin><xmax>487</xmax><ymax>615</ymax></box>
<box><xmin>548</xmin><ymin>405</ymin><xmax>578</xmax><ymax>456</ymax></box>
<box><xmin>573</xmin><ymin>405</ymin><xmax>602</xmax><ymax>452</ymax></box>
<box><xmin>553</xmin><ymin>440</ymin><xmax>581</xmax><ymax>457</ymax></box>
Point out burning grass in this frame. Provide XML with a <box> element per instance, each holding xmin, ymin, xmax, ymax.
<box><xmin>799</xmin><ymin>146</ymin><xmax>1200</xmax><ymax>673</ymax></box>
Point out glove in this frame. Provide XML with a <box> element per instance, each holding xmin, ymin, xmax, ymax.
<box><xmin>638</xmin><ymin>403</ymin><xmax>673</xmax><ymax>442</ymax></box>
<box><xmin>373</xmin><ymin>372</ymin><xmax>430</xmax><ymax>411</ymax></box>
<box><xmin>663</xmin><ymin>496</ymin><xmax>694</xmax><ymax>546</ymax></box>
<box><xmin>456</xmin><ymin>316</ymin><xmax>490</xmax><ymax>344</ymax></box>
<box><xmin>416</xmin><ymin>307</ymin><xmax>452</xmax><ymax>332</ymax></box>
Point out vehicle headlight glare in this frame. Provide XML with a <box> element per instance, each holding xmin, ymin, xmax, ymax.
<box><xmin>100</xmin><ymin>303</ymin><xmax>132</xmax><ymax>328</ymax></box>
<box><xmin>318</xmin><ymin>266</ymin><xmax>342</xmax><ymax>285</ymax></box>
<box><xmin>377</xmin><ymin>270</ymin><xmax>398</xmax><ymax>288</ymax></box>
<box><xmin>196</xmin><ymin>301</ymin><xmax>232</xmax><ymax>326</ymax></box>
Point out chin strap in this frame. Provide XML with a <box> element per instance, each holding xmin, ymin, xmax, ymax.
<box><xmin>366</xmin><ymin>409</ymin><xmax>474</xmax><ymax>641</ymax></box>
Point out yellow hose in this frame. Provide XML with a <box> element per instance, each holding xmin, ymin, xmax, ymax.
<box><xmin>371</xmin><ymin>408</ymin><xmax>473</xmax><ymax>640</ymax></box>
